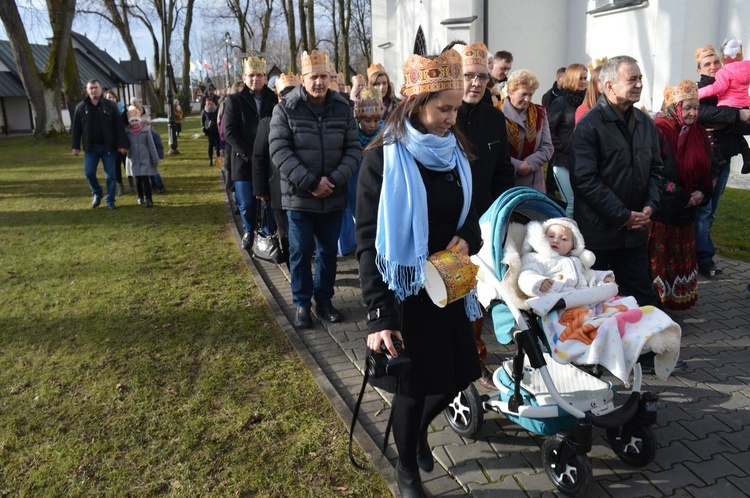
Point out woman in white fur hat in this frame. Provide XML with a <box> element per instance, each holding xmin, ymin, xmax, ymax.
<box><xmin>518</xmin><ymin>217</ymin><xmax>614</xmax><ymax>297</ymax></box>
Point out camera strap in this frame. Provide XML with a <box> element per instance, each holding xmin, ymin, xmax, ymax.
<box><xmin>348</xmin><ymin>367</ymin><xmax>398</xmax><ymax>471</ymax></box>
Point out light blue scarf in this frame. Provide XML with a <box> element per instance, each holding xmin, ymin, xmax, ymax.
<box><xmin>376</xmin><ymin>119</ymin><xmax>481</xmax><ymax>319</ymax></box>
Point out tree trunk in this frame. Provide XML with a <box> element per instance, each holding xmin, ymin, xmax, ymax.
<box><xmin>0</xmin><ymin>0</ymin><xmax>70</xmax><ymax>138</ymax></box>
<box><xmin>298</xmin><ymin>0</ymin><xmax>308</xmax><ymax>54</ymax></box>
<box><xmin>259</xmin><ymin>0</ymin><xmax>273</xmax><ymax>53</ymax></box>
<box><xmin>338</xmin><ymin>0</ymin><xmax>351</xmax><ymax>81</ymax></box>
<box><xmin>181</xmin><ymin>0</ymin><xmax>195</xmax><ymax>112</ymax></box>
<box><xmin>306</xmin><ymin>1</ymin><xmax>316</xmax><ymax>50</ymax></box>
<box><xmin>329</xmin><ymin>0</ymin><xmax>339</xmax><ymax>70</ymax></box>
<box><xmin>281</xmin><ymin>0</ymin><xmax>298</xmax><ymax>73</ymax></box>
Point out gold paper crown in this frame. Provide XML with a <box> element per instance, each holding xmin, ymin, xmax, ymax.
<box><xmin>401</xmin><ymin>49</ymin><xmax>463</xmax><ymax>97</ymax></box>
<box><xmin>587</xmin><ymin>57</ymin><xmax>608</xmax><ymax>73</ymax></box>
<box><xmin>454</xmin><ymin>42</ymin><xmax>489</xmax><ymax>68</ymax></box>
<box><xmin>694</xmin><ymin>45</ymin><xmax>718</xmax><ymax>64</ymax></box>
<box><xmin>275</xmin><ymin>72</ymin><xmax>300</xmax><ymax>93</ymax></box>
<box><xmin>300</xmin><ymin>49</ymin><xmax>329</xmax><ymax>75</ymax></box>
<box><xmin>367</xmin><ymin>62</ymin><xmax>386</xmax><ymax>81</ymax></box>
<box><xmin>664</xmin><ymin>79</ymin><xmax>699</xmax><ymax>108</ymax></box>
<box><xmin>355</xmin><ymin>88</ymin><xmax>384</xmax><ymax>117</ymax></box>
<box><xmin>327</xmin><ymin>59</ymin><xmax>336</xmax><ymax>75</ymax></box>
<box><xmin>243</xmin><ymin>55</ymin><xmax>266</xmax><ymax>75</ymax></box>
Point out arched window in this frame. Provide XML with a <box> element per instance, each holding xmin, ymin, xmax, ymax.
<box><xmin>413</xmin><ymin>26</ymin><xmax>426</xmax><ymax>56</ymax></box>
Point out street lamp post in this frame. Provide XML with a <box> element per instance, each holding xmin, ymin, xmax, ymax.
<box><xmin>224</xmin><ymin>32</ymin><xmax>232</xmax><ymax>88</ymax></box>
<box><xmin>163</xmin><ymin>0</ymin><xmax>178</xmax><ymax>154</ymax></box>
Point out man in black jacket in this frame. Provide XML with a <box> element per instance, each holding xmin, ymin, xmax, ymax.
<box><xmin>454</xmin><ymin>41</ymin><xmax>515</xmax><ymax>389</ymax></box>
<box><xmin>269</xmin><ymin>50</ymin><xmax>361</xmax><ymax>328</ymax></box>
<box><xmin>694</xmin><ymin>44</ymin><xmax>750</xmax><ymax>277</ymax></box>
<box><xmin>569</xmin><ymin>56</ymin><xmax>663</xmax><ymax>307</ymax></box>
<box><xmin>224</xmin><ymin>55</ymin><xmax>278</xmax><ymax>250</ymax></box>
<box><xmin>71</xmin><ymin>79</ymin><xmax>128</xmax><ymax>210</ymax></box>
<box><xmin>541</xmin><ymin>67</ymin><xmax>566</xmax><ymax>107</ymax></box>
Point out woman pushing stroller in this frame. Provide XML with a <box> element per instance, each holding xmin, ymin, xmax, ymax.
<box><xmin>356</xmin><ymin>50</ymin><xmax>482</xmax><ymax>498</ymax></box>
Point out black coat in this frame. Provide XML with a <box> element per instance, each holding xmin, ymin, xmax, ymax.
<box><xmin>569</xmin><ymin>94</ymin><xmax>664</xmax><ymax>250</ymax></box>
<box><xmin>541</xmin><ymin>82</ymin><xmax>561</xmax><ymax>108</ymax></box>
<box><xmin>697</xmin><ymin>74</ymin><xmax>745</xmax><ymax>161</ymax></box>
<box><xmin>252</xmin><ymin>117</ymin><xmax>283</xmax><ymax>210</ymax></box>
<box><xmin>71</xmin><ymin>97</ymin><xmax>128</xmax><ymax>153</ymax></box>
<box><xmin>223</xmin><ymin>86</ymin><xmax>277</xmax><ymax>182</ymax></box>
<box><xmin>547</xmin><ymin>90</ymin><xmax>584</xmax><ymax>168</ymax></box>
<box><xmin>355</xmin><ymin>145</ymin><xmax>481</xmax><ymax>396</ymax></box>
<box><xmin>651</xmin><ymin>128</ymin><xmax>718</xmax><ymax>226</ymax></box>
<box><xmin>456</xmin><ymin>101</ymin><xmax>515</xmax><ymax>216</ymax></box>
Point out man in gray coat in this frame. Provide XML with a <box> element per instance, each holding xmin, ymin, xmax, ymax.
<box><xmin>269</xmin><ymin>50</ymin><xmax>361</xmax><ymax>328</ymax></box>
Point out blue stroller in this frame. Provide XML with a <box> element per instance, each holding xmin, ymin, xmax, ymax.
<box><xmin>442</xmin><ymin>188</ymin><xmax>664</xmax><ymax>497</ymax></box>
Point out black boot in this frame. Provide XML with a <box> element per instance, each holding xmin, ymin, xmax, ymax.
<box><xmin>396</xmin><ymin>463</ymin><xmax>427</xmax><ymax>498</ymax></box>
<box><xmin>416</xmin><ymin>431</ymin><xmax>434</xmax><ymax>472</ymax></box>
<box><xmin>742</xmin><ymin>147</ymin><xmax>750</xmax><ymax>174</ymax></box>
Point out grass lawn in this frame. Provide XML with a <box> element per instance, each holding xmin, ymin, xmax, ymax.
<box><xmin>0</xmin><ymin>117</ymin><xmax>389</xmax><ymax>496</ymax></box>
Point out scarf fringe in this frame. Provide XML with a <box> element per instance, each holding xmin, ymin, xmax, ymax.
<box><xmin>464</xmin><ymin>288</ymin><xmax>483</xmax><ymax>321</ymax></box>
<box><xmin>376</xmin><ymin>253</ymin><xmax>427</xmax><ymax>302</ymax></box>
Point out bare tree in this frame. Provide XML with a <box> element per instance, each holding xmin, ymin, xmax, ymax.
<box><xmin>280</xmin><ymin>0</ymin><xmax>298</xmax><ymax>73</ymax></box>
<box><xmin>337</xmin><ymin>0</ymin><xmax>351</xmax><ymax>81</ymax></box>
<box><xmin>0</xmin><ymin>0</ymin><xmax>75</xmax><ymax>138</ymax></box>
<box><xmin>77</xmin><ymin>0</ymin><xmax>158</xmax><ymax>109</ymax></box>
<box><xmin>225</xmin><ymin>0</ymin><xmax>275</xmax><ymax>53</ymax></box>
<box><xmin>180</xmin><ymin>0</ymin><xmax>195</xmax><ymax>110</ymax></box>
<box><xmin>351</xmin><ymin>0</ymin><xmax>371</xmax><ymax>68</ymax></box>
<box><xmin>297</xmin><ymin>0</ymin><xmax>308</xmax><ymax>54</ymax></box>
<box><xmin>306</xmin><ymin>1</ymin><xmax>316</xmax><ymax>51</ymax></box>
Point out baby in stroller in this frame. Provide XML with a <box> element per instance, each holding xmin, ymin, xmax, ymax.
<box><xmin>518</xmin><ymin>217</ymin><xmax>614</xmax><ymax>297</ymax></box>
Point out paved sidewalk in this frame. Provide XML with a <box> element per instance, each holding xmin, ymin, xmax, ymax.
<box><xmin>224</xmin><ymin>184</ymin><xmax>750</xmax><ymax>497</ymax></box>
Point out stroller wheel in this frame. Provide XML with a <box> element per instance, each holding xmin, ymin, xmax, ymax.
<box><xmin>443</xmin><ymin>384</ymin><xmax>483</xmax><ymax>438</ymax></box>
<box><xmin>542</xmin><ymin>435</ymin><xmax>592</xmax><ymax>497</ymax></box>
<box><xmin>606</xmin><ymin>425</ymin><xmax>657</xmax><ymax>467</ymax></box>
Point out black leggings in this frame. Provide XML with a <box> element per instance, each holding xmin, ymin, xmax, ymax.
<box><xmin>207</xmin><ymin>133</ymin><xmax>220</xmax><ymax>161</ymax></box>
<box><xmin>391</xmin><ymin>392</ymin><xmax>456</xmax><ymax>470</ymax></box>
<box><xmin>136</xmin><ymin>175</ymin><xmax>153</xmax><ymax>199</ymax></box>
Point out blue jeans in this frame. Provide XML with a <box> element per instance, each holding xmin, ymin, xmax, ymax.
<box><xmin>83</xmin><ymin>144</ymin><xmax>117</xmax><ymax>205</ymax></box>
<box><xmin>288</xmin><ymin>210</ymin><xmax>343</xmax><ymax>307</ymax></box>
<box><xmin>553</xmin><ymin>165</ymin><xmax>574</xmax><ymax>217</ymax></box>
<box><xmin>234</xmin><ymin>181</ymin><xmax>257</xmax><ymax>235</ymax></box>
<box><xmin>695</xmin><ymin>161</ymin><xmax>730</xmax><ymax>266</ymax></box>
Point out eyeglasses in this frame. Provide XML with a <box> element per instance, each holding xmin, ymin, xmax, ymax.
<box><xmin>464</xmin><ymin>73</ymin><xmax>490</xmax><ymax>83</ymax></box>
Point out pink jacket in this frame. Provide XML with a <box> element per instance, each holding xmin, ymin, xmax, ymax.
<box><xmin>698</xmin><ymin>60</ymin><xmax>750</xmax><ymax>108</ymax></box>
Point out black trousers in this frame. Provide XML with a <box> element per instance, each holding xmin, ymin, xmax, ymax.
<box><xmin>135</xmin><ymin>175</ymin><xmax>153</xmax><ymax>199</ymax></box>
<box><xmin>591</xmin><ymin>244</ymin><xmax>659</xmax><ymax>307</ymax></box>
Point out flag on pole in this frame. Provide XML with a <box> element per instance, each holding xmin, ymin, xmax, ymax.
<box><xmin>203</xmin><ymin>60</ymin><xmax>212</xmax><ymax>72</ymax></box>
<box><xmin>189</xmin><ymin>61</ymin><xmax>196</xmax><ymax>73</ymax></box>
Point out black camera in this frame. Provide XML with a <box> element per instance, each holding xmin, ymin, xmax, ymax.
<box><xmin>366</xmin><ymin>337</ymin><xmax>411</xmax><ymax>378</ymax></box>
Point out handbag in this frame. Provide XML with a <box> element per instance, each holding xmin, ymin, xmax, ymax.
<box><xmin>251</xmin><ymin>201</ymin><xmax>284</xmax><ymax>264</ymax></box>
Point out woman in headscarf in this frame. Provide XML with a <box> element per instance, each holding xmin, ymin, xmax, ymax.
<box><xmin>356</xmin><ymin>50</ymin><xmax>481</xmax><ymax>498</ymax></box>
<box><xmin>649</xmin><ymin>80</ymin><xmax>718</xmax><ymax>310</ymax></box>
<box><xmin>499</xmin><ymin>69</ymin><xmax>554</xmax><ymax>193</ymax></box>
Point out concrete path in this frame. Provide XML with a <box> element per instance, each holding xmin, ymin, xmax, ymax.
<box><xmin>224</xmin><ymin>178</ymin><xmax>750</xmax><ymax>497</ymax></box>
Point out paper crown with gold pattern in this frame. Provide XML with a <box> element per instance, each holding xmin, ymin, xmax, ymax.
<box><xmin>300</xmin><ymin>49</ymin><xmax>329</xmax><ymax>75</ymax></box>
<box><xmin>354</xmin><ymin>88</ymin><xmax>384</xmax><ymax>117</ymax></box>
<box><xmin>454</xmin><ymin>42</ymin><xmax>489</xmax><ymax>68</ymax></box>
<box><xmin>663</xmin><ymin>79</ymin><xmax>699</xmax><ymax>107</ymax></box>
<box><xmin>401</xmin><ymin>49</ymin><xmax>463</xmax><ymax>97</ymax></box>
<box><xmin>694</xmin><ymin>45</ymin><xmax>718</xmax><ymax>64</ymax></box>
<box><xmin>367</xmin><ymin>62</ymin><xmax>387</xmax><ymax>81</ymax></box>
<box><xmin>587</xmin><ymin>57</ymin><xmax>608</xmax><ymax>73</ymax></box>
<box><xmin>327</xmin><ymin>59</ymin><xmax>336</xmax><ymax>75</ymax></box>
<box><xmin>126</xmin><ymin>105</ymin><xmax>141</xmax><ymax>123</ymax></box>
<box><xmin>275</xmin><ymin>72</ymin><xmax>300</xmax><ymax>94</ymax></box>
<box><xmin>243</xmin><ymin>55</ymin><xmax>266</xmax><ymax>75</ymax></box>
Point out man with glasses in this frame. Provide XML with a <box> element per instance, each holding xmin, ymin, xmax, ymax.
<box><xmin>451</xmin><ymin>41</ymin><xmax>515</xmax><ymax>389</ymax></box>
<box><xmin>224</xmin><ymin>55</ymin><xmax>278</xmax><ymax>251</ymax></box>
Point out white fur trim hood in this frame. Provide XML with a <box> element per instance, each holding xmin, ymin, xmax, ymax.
<box><xmin>522</xmin><ymin>218</ymin><xmax>596</xmax><ymax>269</ymax></box>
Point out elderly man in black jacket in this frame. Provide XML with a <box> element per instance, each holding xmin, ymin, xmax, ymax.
<box><xmin>569</xmin><ymin>55</ymin><xmax>663</xmax><ymax>308</ymax></box>
<box><xmin>452</xmin><ymin>41</ymin><xmax>515</xmax><ymax>389</ymax></box>
<box><xmin>71</xmin><ymin>79</ymin><xmax>128</xmax><ymax>210</ymax></box>
<box><xmin>269</xmin><ymin>50</ymin><xmax>361</xmax><ymax>328</ymax></box>
<box><xmin>223</xmin><ymin>56</ymin><xmax>278</xmax><ymax>250</ymax></box>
